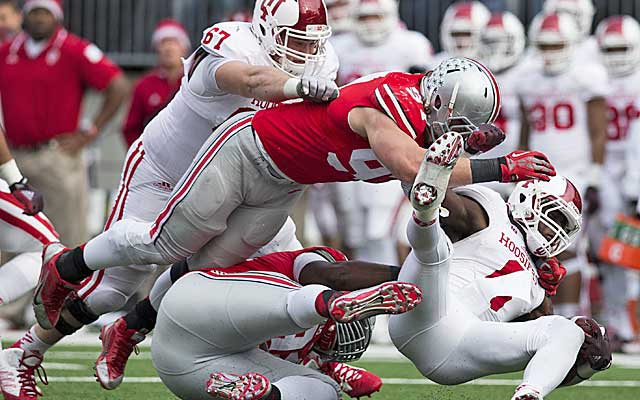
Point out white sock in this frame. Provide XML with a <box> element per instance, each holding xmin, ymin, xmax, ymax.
<box><xmin>0</xmin><ymin>252</ymin><xmax>40</xmax><ymax>305</ymax></box>
<box><xmin>286</xmin><ymin>285</ymin><xmax>330</xmax><ymax>329</ymax></box>
<box><xmin>13</xmin><ymin>327</ymin><xmax>53</xmax><ymax>357</ymax></box>
<box><xmin>274</xmin><ymin>375</ymin><xmax>340</xmax><ymax>400</ymax></box>
<box><xmin>406</xmin><ymin>216</ymin><xmax>450</xmax><ymax>265</ymax></box>
<box><xmin>149</xmin><ymin>268</ymin><xmax>173</xmax><ymax>311</ymax></box>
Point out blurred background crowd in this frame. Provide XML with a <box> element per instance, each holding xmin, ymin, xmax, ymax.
<box><xmin>1</xmin><ymin>0</ymin><xmax>640</xmax><ymax>352</ymax></box>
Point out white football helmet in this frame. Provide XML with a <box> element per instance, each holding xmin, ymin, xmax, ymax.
<box><xmin>420</xmin><ymin>57</ymin><xmax>501</xmax><ymax>143</ymax></box>
<box><xmin>252</xmin><ymin>0</ymin><xmax>332</xmax><ymax>77</ymax></box>
<box><xmin>596</xmin><ymin>15</ymin><xmax>640</xmax><ymax>77</ymax></box>
<box><xmin>480</xmin><ymin>12</ymin><xmax>525</xmax><ymax>74</ymax></box>
<box><xmin>530</xmin><ymin>12</ymin><xmax>579</xmax><ymax>75</ymax></box>
<box><xmin>544</xmin><ymin>0</ymin><xmax>595</xmax><ymax>39</ymax></box>
<box><xmin>353</xmin><ymin>0</ymin><xmax>399</xmax><ymax>46</ymax></box>
<box><xmin>508</xmin><ymin>176</ymin><xmax>583</xmax><ymax>258</ymax></box>
<box><xmin>325</xmin><ymin>0</ymin><xmax>356</xmax><ymax>34</ymax></box>
<box><xmin>440</xmin><ymin>1</ymin><xmax>490</xmax><ymax>59</ymax></box>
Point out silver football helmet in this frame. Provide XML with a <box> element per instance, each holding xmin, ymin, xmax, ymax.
<box><xmin>420</xmin><ymin>57</ymin><xmax>501</xmax><ymax>143</ymax></box>
<box><xmin>313</xmin><ymin>317</ymin><xmax>375</xmax><ymax>362</ymax></box>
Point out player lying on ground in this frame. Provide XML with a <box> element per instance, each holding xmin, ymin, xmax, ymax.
<box><xmin>151</xmin><ymin>266</ymin><xmax>421</xmax><ymax>400</ymax></box>
<box><xmin>389</xmin><ymin>131</ymin><xmax>611</xmax><ymax>400</ymax></box>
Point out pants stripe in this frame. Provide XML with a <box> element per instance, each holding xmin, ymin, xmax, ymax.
<box><xmin>149</xmin><ymin>115</ymin><xmax>253</xmax><ymax>239</ymax></box>
<box><xmin>199</xmin><ymin>270</ymin><xmax>301</xmax><ymax>289</ymax></box>
<box><xmin>0</xmin><ymin>199</ymin><xmax>58</xmax><ymax>245</ymax></box>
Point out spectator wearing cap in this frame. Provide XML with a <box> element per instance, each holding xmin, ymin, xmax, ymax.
<box><xmin>122</xmin><ymin>19</ymin><xmax>190</xmax><ymax>147</ymax></box>
<box><xmin>0</xmin><ymin>0</ymin><xmax>129</xmax><ymax>246</ymax></box>
<box><xmin>0</xmin><ymin>0</ymin><xmax>21</xmax><ymax>45</ymax></box>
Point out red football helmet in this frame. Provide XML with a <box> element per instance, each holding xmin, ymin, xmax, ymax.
<box><xmin>252</xmin><ymin>0</ymin><xmax>332</xmax><ymax>77</ymax></box>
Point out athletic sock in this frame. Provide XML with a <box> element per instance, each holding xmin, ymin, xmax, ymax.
<box><xmin>11</xmin><ymin>326</ymin><xmax>53</xmax><ymax>357</ymax></box>
<box><xmin>56</xmin><ymin>247</ymin><xmax>92</xmax><ymax>283</ymax></box>
<box><xmin>286</xmin><ymin>284</ymin><xmax>331</xmax><ymax>328</ymax></box>
<box><xmin>314</xmin><ymin>290</ymin><xmax>337</xmax><ymax>318</ymax></box>
<box><xmin>123</xmin><ymin>297</ymin><xmax>157</xmax><ymax>332</ymax></box>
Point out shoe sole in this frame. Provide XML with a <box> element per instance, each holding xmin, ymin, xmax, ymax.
<box><xmin>207</xmin><ymin>373</ymin><xmax>270</xmax><ymax>400</ymax></box>
<box><xmin>33</xmin><ymin>243</ymin><xmax>67</xmax><ymax>330</ymax></box>
<box><xmin>329</xmin><ymin>282</ymin><xmax>422</xmax><ymax>324</ymax></box>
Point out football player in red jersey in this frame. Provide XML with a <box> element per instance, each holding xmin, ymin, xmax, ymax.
<box><xmin>35</xmin><ymin>58</ymin><xmax>555</xmax><ymax>363</ymax></box>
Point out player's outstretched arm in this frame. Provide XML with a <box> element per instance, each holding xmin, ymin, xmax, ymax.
<box><xmin>299</xmin><ymin>260</ymin><xmax>400</xmax><ymax>291</ymax></box>
<box><xmin>216</xmin><ymin>61</ymin><xmax>338</xmax><ymax>103</ymax></box>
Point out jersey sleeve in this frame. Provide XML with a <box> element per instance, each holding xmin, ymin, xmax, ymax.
<box><xmin>76</xmin><ymin>41</ymin><xmax>122</xmax><ymax>90</ymax></box>
<box><xmin>186</xmin><ymin>53</ymin><xmax>236</xmax><ymax>97</ymax></box>
<box><xmin>370</xmin><ymin>73</ymin><xmax>426</xmax><ymax>140</ymax></box>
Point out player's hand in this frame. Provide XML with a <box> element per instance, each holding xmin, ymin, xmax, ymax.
<box><xmin>584</xmin><ymin>186</ymin><xmax>600</xmax><ymax>216</ymax></box>
<box><xmin>55</xmin><ymin>130</ymin><xmax>98</xmax><ymax>155</ymax></box>
<box><xmin>9</xmin><ymin>178</ymin><xmax>44</xmax><ymax>215</ymax></box>
<box><xmin>464</xmin><ymin>124</ymin><xmax>505</xmax><ymax>154</ymax></box>
<box><xmin>574</xmin><ymin>317</ymin><xmax>612</xmax><ymax>371</ymax></box>
<box><xmin>498</xmin><ymin>150</ymin><xmax>556</xmax><ymax>183</ymax></box>
<box><xmin>297</xmin><ymin>77</ymin><xmax>339</xmax><ymax>103</ymax></box>
<box><xmin>535</xmin><ymin>257</ymin><xmax>566</xmax><ymax>296</ymax></box>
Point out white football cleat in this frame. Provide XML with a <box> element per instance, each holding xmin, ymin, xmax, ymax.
<box><xmin>206</xmin><ymin>372</ymin><xmax>271</xmax><ymax>400</ymax></box>
<box><xmin>0</xmin><ymin>348</ymin><xmax>47</xmax><ymax>400</ymax></box>
<box><xmin>411</xmin><ymin>131</ymin><xmax>464</xmax><ymax>222</ymax></box>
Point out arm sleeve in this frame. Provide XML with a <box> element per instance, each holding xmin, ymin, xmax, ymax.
<box><xmin>77</xmin><ymin>42</ymin><xmax>122</xmax><ymax>90</ymax></box>
<box><xmin>121</xmin><ymin>81</ymin><xmax>146</xmax><ymax>147</ymax></box>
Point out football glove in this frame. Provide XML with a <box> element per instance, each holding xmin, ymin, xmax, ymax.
<box><xmin>297</xmin><ymin>77</ymin><xmax>339</xmax><ymax>102</ymax></box>
<box><xmin>9</xmin><ymin>178</ymin><xmax>44</xmax><ymax>215</ymax></box>
<box><xmin>465</xmin><ymin>124</ymin><xmax>505</xmax><ymax>155</ymax></box>
<box><xmin>499</xmin><ymin>150</ymin><xmax>556</xmax><ymax>183</ymax></box>
<box><xmin>574</xmin><ymin>317</ymin><xmax>612</xmax><ymax>371</ymax></box>
<box><xmin>535</xmin><ymin>257</ymin><xmax>566</xmax><ymax>296</ymax></box>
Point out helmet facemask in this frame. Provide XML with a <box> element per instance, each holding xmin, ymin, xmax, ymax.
<box><xmin>536</xmin><ymin>41</ymin><xmax>573</xmax><ymax>75</ymax></box>
<box><xmin>313</xmin><ymin>318</ymin><xmax>375</xmax><ymax>362</ymax></box>
<box><xmin>601</xmin><ymin>44</ymin><xmax>640</xmax><ymax>77</ymax></box>
<box><xmin>271</xmin><ymin>23</ymin><xmax>331</xmax><ymax>76</ymax></box>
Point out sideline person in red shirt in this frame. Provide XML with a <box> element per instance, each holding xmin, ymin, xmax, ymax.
<box><xmin>122</xmin><ymin>19</ymin><xmax>190</xmax><ymax>147</ymax></box>
<box><xmin>0</xmin><ymin>0</ymin><xmax>129</xmax><ymax>246</ymax></box>
<box><xmin>0</xmin><ymin>0</ymin><xmax>21</xmax><ymax>45</ymax></box>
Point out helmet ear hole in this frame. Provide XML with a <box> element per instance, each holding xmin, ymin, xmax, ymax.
<box><xmin>434</xmin><ymin>95</ymin><xmax>442</xmax><ymax>110</ymax></box>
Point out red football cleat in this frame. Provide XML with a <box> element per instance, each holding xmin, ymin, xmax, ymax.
<box><xmin>95</xmin><ymin>318</ymin><xmax>146</xmax><ymax>390</ymax></box>
<box><xmin>0</xmin><ymin>348</ymin><xmax>47</xmax><ymax>400</ymax></box>
<box><xmin>327</xmin><ymin>282</ymin><xmax>422</xmax><ymax>324</ymax></box>
<box><xmin>322</xmin><ymin>361</ymin><xmax>382</xmax><ymax>398</ymax></box>
<box><xmin>32</xmin><ymin>243</ymin><xmax>80</xmax><ymax>329</ymax></box>
<box><xmin>206</xmin><ymin>372</ymin><xmax>271</xmax><ymax>400</ymax></box>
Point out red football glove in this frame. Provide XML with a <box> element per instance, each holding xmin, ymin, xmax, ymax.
<box><xmin>9</xmin><ymin>178</ymin><xmax>44</xmax><ymax>216</ymax></box>
<box><xmin>499</xmin><ymin>150</ymin><xmax>556</xmax><ymax>183</ymax></box>
<box><xmin>535</xmin><ymin>257</ymin><xmax>566</xmax><ymax>296</ymax></box>
<box><xmin>465</xmin><ymin>124</ymin><xmax>506</xmax><ymax>154</ymax></box>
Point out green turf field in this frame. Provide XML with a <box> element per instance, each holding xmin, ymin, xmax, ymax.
<box><xmin>5</xmin><ymin>343</ymin><xmax>640</xmax><ymax>399</ymax></box>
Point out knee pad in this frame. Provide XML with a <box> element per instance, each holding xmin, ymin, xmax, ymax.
<box><xmin>65</xmin><ymin>296</ymin><xmax>99</xmax><ymax>325</ymax></box>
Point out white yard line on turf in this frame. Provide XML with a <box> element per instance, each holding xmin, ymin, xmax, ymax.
<box><xmin>45</xmin><ymin>377</ymin><xmax>640</xmax><ymax>387</ymax></box>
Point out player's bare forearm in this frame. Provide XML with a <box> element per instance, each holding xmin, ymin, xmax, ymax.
<box><xmin>441</xmin><ymin>189</ymin><xmax>488</xmax><ymax>242</ymax></box>
<box><xmin>518</xmin><ymin>99</ymin><xmax>530</xmax><ymax>150</ymax></box>
<box><xmin>216</xmin><ymin>61</ymin><xmax>292</xmax><ymax>102</ymax></box>
<box><xmin>94</xmin><ymin>74</ymin><xmax>130</xmax><ymax>132</ymax></box>
<box><xmin>587</xmin><ymin>98</ymin><xmax>607</xmax><ymax>165</ymax></box>
<box><xmin>299</xmin><ymin>260</ymin><xmax>399</xmax><ymax>290</ymax></box>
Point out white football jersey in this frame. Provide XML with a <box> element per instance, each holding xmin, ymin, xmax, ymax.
<box><xmin>604</xmin><ymin>69</ymin><xmax>640</xmax><ymax>172</ymax></box>
<box><xmin>332</xmin><ymin>28</ymin><xmax>432</xmax><ymax>85</ymax></box>
<box><xmin>516</xmin><ymin>57</ymin><xmax>609</xmax><ymax>190</ymax></box>
<box><xmin>450</xmin><ymin>185</ymin><xmax>546</xmax><ymax>323</ymax></box>
<box><xmin>142</xmin><ymin>21</ymin><xmax>339</xmax><ymax>183</ymax></box>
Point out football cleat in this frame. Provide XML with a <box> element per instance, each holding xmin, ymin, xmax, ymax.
<box><xmin>0</xmin><ymin>348</ymin><xmax>47</xmax><ymax>400</ymax></box>
<box><xmin>95</xmin><ymin>318</ymin><xmax>146</xmax><ymax>390</ymax></box>
<box><xmin>327</xmin><ymin>282</ymin><xmax>422</xmax><ymax>324</ymax></box>
<box><xmin>33</xmin><ymin>243</ymin><xmax>80</xmax><ymax>329</ymax></box>
<box><xmin>206</xmin><ymin>372</ymin><xmax>271</xmax><ymax>400</ymax></box>
<box><xmin>511</xmin><ymin>384</ymin><xmax>543</xmax><ymax>400</ymax></box>
<box><xmin>323</xmin><ymin>361</ymin><xmax>382</xmax><ymax>398</ymax></box>
<box><xmin>411</xmin><ymin>131</ymin><xmax>463</xmax><ymax>222</ymax></box>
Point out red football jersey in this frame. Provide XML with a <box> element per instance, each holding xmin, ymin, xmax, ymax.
<box><xmin>201</xmin><ymin>246</ymin><xmax>346</xmax><ymax>281</ymax></box>
<box><xmin>253</xmin><ymin>72</ymin><xmax>427</xmax><ymax>184</ymax></box>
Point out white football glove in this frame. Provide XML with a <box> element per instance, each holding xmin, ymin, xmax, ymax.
<box><xmin>297</xmin><ymin>77</ymin><xmax>339</xmax><ymax>102</ymax></box>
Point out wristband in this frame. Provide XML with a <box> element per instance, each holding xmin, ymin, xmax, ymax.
<box><xmin>283</xmin><ymin>78</ymin><xmax>301</xmax><ymax>98</ymax></box>
<box><xmin>0</xmin><ymin>159</ymin><xmax>24</xmax><ymax>185</ymax></box>
<box><xmin>470</xmin><ymin>158</ymin><xmax>502</xmax><ymax>183</ymax></box>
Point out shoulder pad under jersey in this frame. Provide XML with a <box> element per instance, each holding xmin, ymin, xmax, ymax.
<box><xmin>199</xmin><ymin>21</ymin><xmax>263</xmax><ymax>61</ymax></box>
